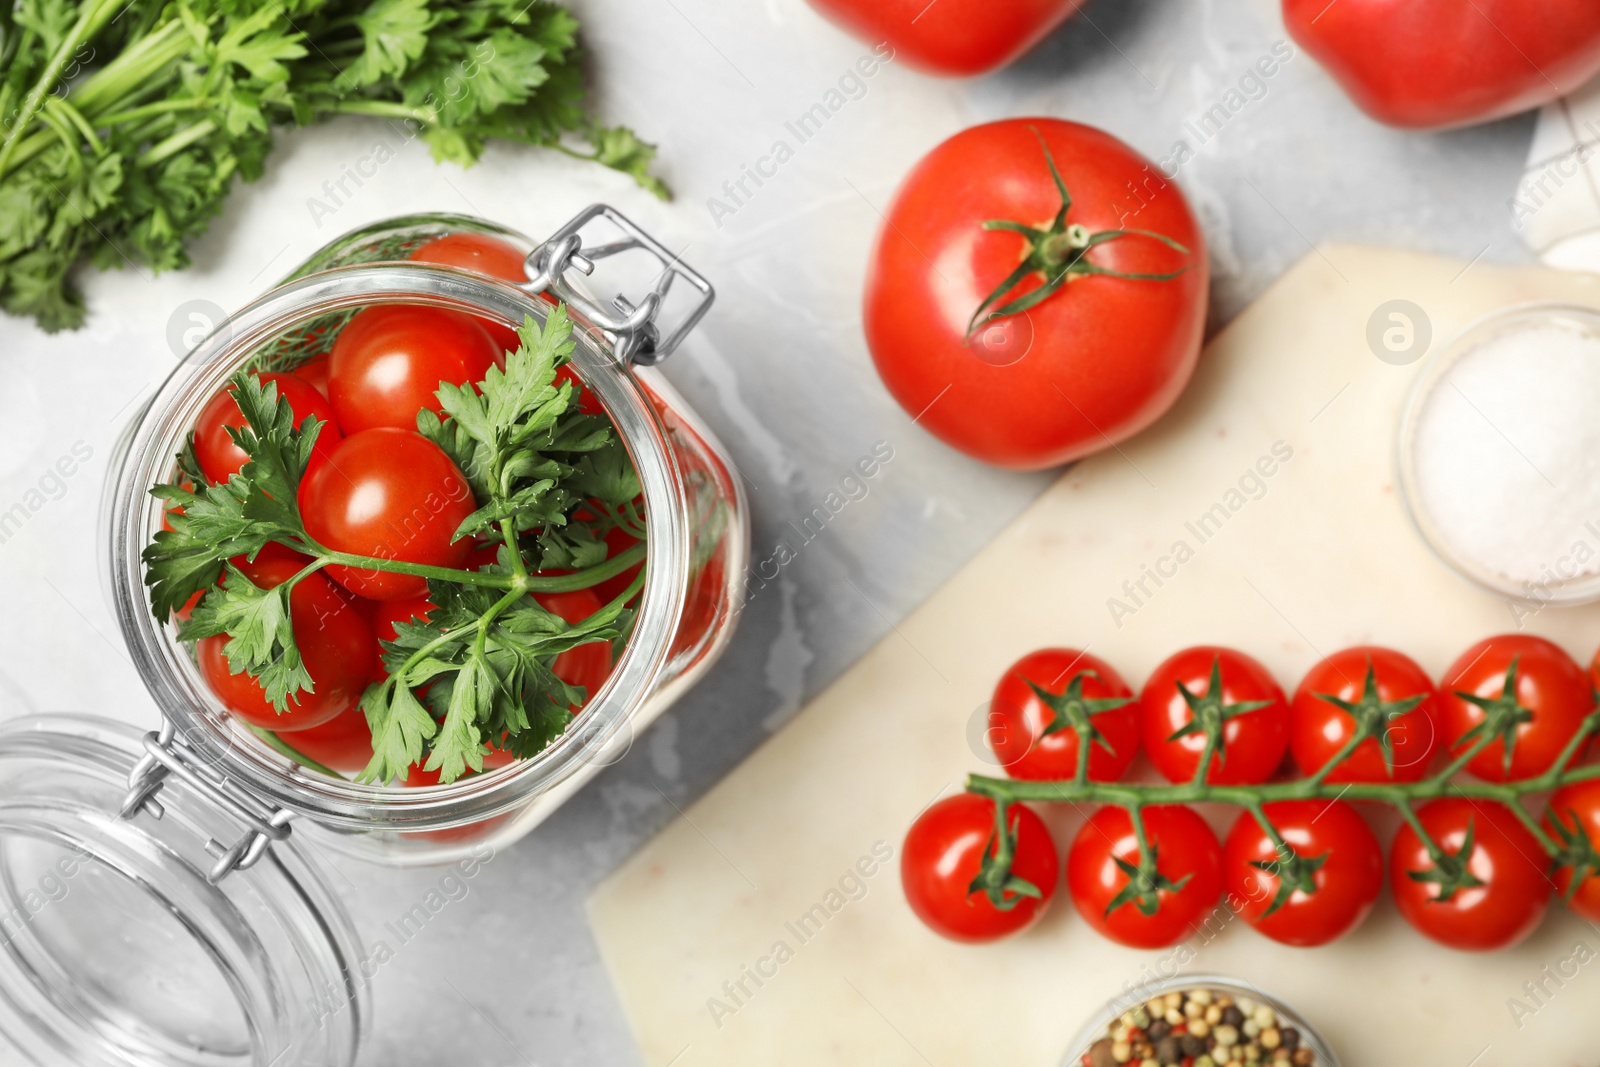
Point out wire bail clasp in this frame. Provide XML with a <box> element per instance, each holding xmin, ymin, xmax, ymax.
<box><xmin>120</xmin><ymin>719</ymin><xmax>295</xmax><ymax>884</ymax></box>
<box><xmin>522</xmin><ymin>204</ymin><xmax>714</xmax><ymax>366</ymax></box>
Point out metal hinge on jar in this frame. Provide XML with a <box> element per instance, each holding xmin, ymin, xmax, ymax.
<box><xmin>120</xmin><ymin>719</ymin><xmax>295</xmax><ymax>884</ymax></box>
<box><xmin>522</xmin><ymin>204</ymin><xmax>715</xmax><ymax>366</ymax></box>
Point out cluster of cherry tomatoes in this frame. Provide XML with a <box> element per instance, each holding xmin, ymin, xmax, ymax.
<box><xmin>902</xmin><ymin>636</ymin><xmax>1600</xmax><ymax>952</ymax></box>
<box><xmin>179</xmin><ymin>232</ymin><xmax>634</xmax><ymax>780</ymax></box>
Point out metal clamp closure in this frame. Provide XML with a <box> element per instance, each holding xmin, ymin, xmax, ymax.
<box><xmin>120</xmin><ymin>720</ymin><xmax>294</xmax><ymax>884</ymax></box>
<box><xmin>522</xmin><ymin>204</ymin><xmax>714</xmax><ymax>366</ymax></box>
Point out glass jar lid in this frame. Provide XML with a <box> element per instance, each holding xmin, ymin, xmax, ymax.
<box><xmin>0</xmin><ymin>715</ymin><xmax>365</xmax><ymax>1066</ymax></box>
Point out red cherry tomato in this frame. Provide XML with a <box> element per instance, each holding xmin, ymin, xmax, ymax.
<box><xmin>900</xmin><ymin>793</ymin><xmax>1057</xmax><ymax>943</ymax></box>
<box><xmin>196</xmin><ymin>552</ymin><xmax>377</xmax><ymax>731</ymax></box>
<box><xmin>591</xmin><ymin>523</ymin><xmax>644</xmax><ymax>604</ymax></box>
<box><xmin>805</xmin><ymin>3</ymin><xmax>1082</xmax><ymax>77</ymax></box>
<box><xmin>1066</xmin><ymin>804</ymin><xmax>1222</xmax><ymax>949</ymax></box>
<box><xmin>281</xmin><ymin>707</ymin><xmax>373</xmax><ymax>773</ymax></box>
<box><xmin>409</xmin><ymin>233</ymin><xmax>529</xmax><ymax>357</ymax></box>
<box><xmin>1140</xmin><ymin>647</ymin><xmax>1289</xmax><ymax>785</ymax></box>
<box><xmin>327</xmin><ymin>305</ymin><xmax>499</xmax><ymax>433</ymax></box>
<box><xmin>361</xmin><ymin>594</ymin><xmax>433</xmax><ymax>644</ymax></box>
<box><xmin>1439</xmin><ymin>635</ymin><xmax>1592</xmax><ymax>782</ymax></box>
<box><xmin>864</xmin><ymin>118</ymin><xmax>1206</xmax><ymax>470</ymax></box>
<box><xmin>987</xmin><ymin>648</ymin><xmax>1139</xmax><ymax>782</ymax></box>
<box><xmin>1390</xmin><ymin>798</ymin><xmax>1551</xmax><ymax>951</ymax></box>
<box><xmin>1224</xmin><ymin>800</ymin><xmax>1382</xmax><ymax>947</ymax></box>
<box><xmin>292</xmin><ymin>352</ymin><xmax>330</xmax><ymax>397</ymax></box>
<box><xmin>1545</xmin><ymin>780</ymin><xmax>1600</xmax><ymax>922</ymax></box>
<box><xmin>1284</xmin><ymin>0</ymin><xmax>1600</xmax><ymax>130</ymax></box>
<box><xmin>193</xmin><ymin>371</ymin><xmax>341</xmax><ymax>485</ymax></box>
<box><xmin>297</xmin><ymin>428</ymin><xmax>477</xmax><ymax>600</ymax></box>
<box><xmin>1290</xmin><ymin>646</ymin><xmax>1439</xmax><ymax>784</ymax></box>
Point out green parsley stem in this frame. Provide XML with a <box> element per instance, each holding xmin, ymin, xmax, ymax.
<box><xmin>499</xmin><ymin>517</ymin><xmax>528</xmax><ymax>583</ymax></box>
<box><xmin>248</xmin><ymin>726</ymin><xmax>344</xmax><ymax>779</ymax></box>
<box><xmin>0</xmin><ymin>0</ymin><xmax>125</xmax><ymax>177</ymax></box>
<box><xmin>518</xmin><ymin>541</ymin><xmax>648</xmax><ymax>593</ymax></box>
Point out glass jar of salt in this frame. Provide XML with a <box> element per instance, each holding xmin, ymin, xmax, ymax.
<box><xmin>1399</xmin><ymin>304</ymin><xmax>1600</xmax><ymax>605</ymax></box>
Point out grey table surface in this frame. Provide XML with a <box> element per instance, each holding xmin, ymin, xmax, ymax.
<box><xmin>0</xmin><ymin>0</ymin><xmax>1541</xmax><ymax>1063</ymax></box>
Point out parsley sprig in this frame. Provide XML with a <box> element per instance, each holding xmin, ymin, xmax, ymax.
<box><xmin>0</xmin><ymin>0</ymin><xmax>667</xmax><ymax>331</ymax></box>
<box><xmin>143</xmin><ymin>304</ymin><xmax>645</xmax><ymax>783</ymax></box>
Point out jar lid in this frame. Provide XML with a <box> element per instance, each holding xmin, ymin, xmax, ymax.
<box><xmin>0</xmin><ymin>715</ymin><xmax>365</xmax><ymax>1066</ymax></box>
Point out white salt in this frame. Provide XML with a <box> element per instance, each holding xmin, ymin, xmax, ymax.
<box><xmin>1410</xmin><ymin>316</ymin><xmax>1600</xmax><ymax>592</ymax></box>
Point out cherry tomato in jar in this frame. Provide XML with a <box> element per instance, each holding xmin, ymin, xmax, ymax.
<box><xmin>1544</xmin><ymin>779</ymin><xmax>1600</xmax><ymax>923</ymax></box>
<box><xmin>591</xmin><ymin>523</ymin><xmax>644</xmax><ymax>605</ymax></box>
<box><xmin>1066</xmin><ymin>804</ymin><xmax>1222</xmax><ymax>949</ymax></box>
<box><xmin>409</xmin><ymin>232</ymin><xmax>529</xmax><ymax>357</ymax></box>
<box><xmin>1290</xmin><ymin>646</ymin><xmax>1439</xmax><ymax>783</ymax></box>
<box><xmin>292</xmin><ymin>352</ymin><xmax>330</xmax><ymax>397</ymax></box>
<box><xmin>195</xmin><ymin>552</ymin><xmax>378</xmax><ymax>731</ymax></box>
<box><xmin>1224</xmin><ymin>800</ymin><xmax>1382</xmax><ymax>947</ymax></box>
<box><xmin>298</xmin><ymin>428</ymin><xmax>477</xmax><ymax>600</ymax></box>
<box><xmin>1140</xmin><ymin>647</ymin><xmax>1289</xmax><ymax>785</ymax></box>
<box><xmin>805</xmin><ymin>2</ymin><xmax>1081</xmax><ymax>77</ymax></box>
<box><xmin>864</xmin><ymin>118</ymin><xmax>1207</xmax><ymax>470</ymax></box>
<box><xmin>901</xmin><ymin>793</ymin><xmax>1057</xmax><ymax>943</ymax></box>
<box><xmin>361</xmin><ymin>594</ymin><xmax>434</xmax><ymax>645</ymax></box>
<box><xmin>327</xmin><ymin>305</ymin><xmax>500</xmax><ymax>433</ymax></box>
<box><xmin>1439</xmin><ymin>635</ymin><xmax>1592</xmax><ymax>782</ymax></box>
<box><xmin>193</xmin><ymin>371</ymin><xmax>341</xmax><ymax>485</ymax></box>
<box><xmin>279</xmin><ymin>707</ymin><xmax>374</xmax><ymax>773</ymax></box>
<box><xmin>987</xmin><ymin>648</ymin><xmax>1139</xmax><ymax>782</ymax></box>
<box><xmin>1284</xmin><ymin>0</ymin><xmax>1600</xmax><ymax>130</ymax></box>
<box><xmin>1389</xmin><ymin>797</ymin><xmax>1551</xmax><ymax>951</ymax></box>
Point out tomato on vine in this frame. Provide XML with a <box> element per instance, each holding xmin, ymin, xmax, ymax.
<box><xmin>1224</xmin><ymin>799</ymin><xmax>1381</xmax><ymax>947</ymax></box>
<box><xmin>901</xmin><ymin>794</ymin><xmax>1057</xmax><ymax>943</ymax></box>
<box><xmin>1140</xmin><ymin>647</ymin><xmax>1289</xmax><ymax>785</ymax></box>
<box><xmin>1066</xmin><ymin>804</ymin><xmax>1222</xmax><ymax>949</ymax></box>
<box><xmin>1390</xmin><ymin>798</ymin><xmax>1551</xmax><ymax>951</ymax></box>
<box><xmin>1290</xmin><ymin>646</ymin><xmax>1439</xmax><ymax>783</ymax></box>
<box><xmin>1544</xmin><ymin>780</ymin><xmax>1600</xmax><ymax>923</ymax></box>
<box><xmin>987</xmin><ymin>648</ymin><xmax>1139</xmax><ymax>781</ymax></box>
<box><xmin>1439</xmin><ymin>635</ymin><xmax>1592</xmax><ymax>782</ymax></box>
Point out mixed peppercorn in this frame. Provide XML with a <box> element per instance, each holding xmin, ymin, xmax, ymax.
<box><xmin>1081</xmin><ymin>987</ymin><xmax>1316</xmax><ymax>1067</ymax></box>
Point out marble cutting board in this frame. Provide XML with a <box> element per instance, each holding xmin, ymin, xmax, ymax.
<box><xmin>589</xmin><ymin>246</ymin><xmax>1600</xmax><ymax>1066</ymax></box>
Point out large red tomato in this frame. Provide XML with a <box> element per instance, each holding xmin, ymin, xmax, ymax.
<box><xmin>281</xmin><ymin>707</ymin><xmax>374</xmax><ymax>773</ymax></box>
<box><xmin>1066</xmin><ymin>804</ymin><xmax>1222</xmax><ymax>949</ymax></box>
<box><xmin>987</xmin><ymin>648</ymin><xmax>1139</xmax><ymax>781</ymax></box>
<box><xmin>901</xmin><ymin>794</ymin><xmax>1058</xmax><ymax>943</ymax></box>
<box><xmin>1439</xmin><ymin>635</ymin><xmax>1591</xmax><ymax>782</ymax></box>
<box><xmin>1224</xmin><ymin>800</ymin><xmax>1382</xmax><ymax>947</ymax></box>
<box><xmin>298</xmin><ymin>428</ymin><xmax>477</xmax><ymax>600</ymax></box>
<box><xmin>409</xmin><ymin>233</ymin><xmax>529</xmax><ymax>356</ymax></box>
<box><xmin>864</xmin><ymin>119</ymin><xmax>1207</xmax><ymax>470</ymax></box>
<box><xmin>194</xmin><ymin>371</ymin><xmax>341</xmax><ymax>485</ymax></box>
<box><xmin>1140</xmin><ymin>647</ymin><xmax>1289</xmax><ymax>785</ymax></box>
<box><xmin>1284</xmin><ymin>0</ymin><xmax>1600</xmax><ymax>129</ymax></box>
<box><xmin>196</xmin><ymin>552</ymin><xmax>377</xmax><ymax>732</ymax></box>
<box><xmin>1390</xmin><ymin>798</ymin><xmax>1551</xmax><ymax>951</ymax></box>
<box><xmin>1290</xmin><ymin>646</ymin><xmax>1439</xmax><ymax>783</ymax></box>
<box><xmin>327</xmin><ymin>305</ymin><xmax>500</xmax><ymax>433</ymax></box>
<box><xmin>805</xmin><ymin>2</ymin><xmax>1082</xmax><ymax>77</ymax></box>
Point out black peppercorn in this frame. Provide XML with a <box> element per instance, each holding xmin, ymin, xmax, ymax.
<box><xmin>1280</xmin><ymin>1026</ymin><xmax>1300</xmax><ymax>1050</ymax></box>
<box><xmin>1221</xmin><ymin>1005</ymin><xmax>1245</xmax><ymax>1028</ymax></box>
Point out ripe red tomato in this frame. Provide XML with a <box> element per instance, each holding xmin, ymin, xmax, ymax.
<box><xmin>1066</xmin><ymin>804</ymin><xmax>1222</xmax><ymax>949</ymax></box>
<box><xmin>1140</xmin><ymin>647</ymin><xmax>1289</xmax><ymax>785</ymax></box>
<box><xmin>1284</xmin><ymin>0</ymin><xmax>1600</xmax><ymax>130</ymax></box>
<box><xmin>409</xmin><ymin>233</ymin><xmax>529</xmax><ymax>357</ymax></box>
<box><xmin>292</xmin><ymin>352</ymin><xmax>330</xmax><ymax>397</ymax></box>
<box><xmin>987</xmin><ymin>648</ymin><xmax>1138</xmax><ymax>781</ymax></box>
<box><xmin>1545</xmin><ymin>779</ymin><xmax>1600</xmax><ymax>923</ymax></box>
<box><xmin>196</xmin><ymin>552</ymin><xmax>377</xmax><ymax>732</ymax></box>
<box><xmin>193</xmin><ymin>371</ymin><xmax>341</xmax><ymax>485</ymax></box>
<box><xmin>901</xmin><ymin>793</ymin><xmax>1057</xmax><ymax>942</ymax></box>
<box><xmin>1439</xmin><ymin>635</ymin><xmax>1591</xmax><ymax>782</ymax></box>
<box><xmin>805</xmin><ymin>2</ymin><xmax>1082</xmax><ymax>77</ymax></box>
<box><xmin>864</xmin><ymin>118</ymin><xmax>1207</xmax><ymax>470</ymax></box>
<box><xmin>361</xmin><ymin>595</ymin><xmax>433</xmax><ymax>645</ymax></box>
<box><xmin>327</xmin><ymin>305</ymin><xmax>499</xmax><ymax>433</ymax></box>
<box><xmin>1290</xmin><ymin>646</ymin><xmax>1439</xmax><ymax>783</ymax></box>
<box><xmin>1224</xmin><ymin>800</ymin><xmax>1382</xmax><ymax>947</ymax></box>
<box><xmin>534</xmin><ymin>589</ymin><xmax>615</xmax><ymax>701</ymax></box>
<box><xmin>281</xmin><ymin>707</ymin><xmax>374</xmax><ymax>773</ymax></box>
<box><xmin>298</xmin><ymin>428</ymin><xmax>477</xmax><ymax>600</ymax></box>
<box><xmin>1390</xmin><ymin>798</ymin><xmax>1551</xmax><ymax>951</ymax></box>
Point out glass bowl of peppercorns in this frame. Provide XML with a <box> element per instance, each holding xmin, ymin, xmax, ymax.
<box><xmin>1064</xmin><ymin>975</ymin><xmax>1339</xmax><ymax>1067</ymax></box>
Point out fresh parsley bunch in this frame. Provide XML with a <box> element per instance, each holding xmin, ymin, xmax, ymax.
<box><xmin>144</xmin><ymin>306</ymin><xmax>648</xmax><ymax>784</ymax></box>
<box><xmin>0</xmin><ymin>0</ymin><xmax>666</xmax><ymax>331</ymax></box>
